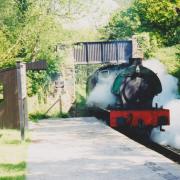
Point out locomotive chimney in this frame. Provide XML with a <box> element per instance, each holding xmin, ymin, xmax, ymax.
<box><xmin>129</xmin><ymin>58</ymin><xmax>142</xmax><ymax>66</ymax></box>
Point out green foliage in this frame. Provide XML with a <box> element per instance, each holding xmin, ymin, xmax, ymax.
<box><xmin>75</xmin><ymin>64</ymin><xmax>102</xmax><ymax>114</ymax></box>
<box><xmin>0</xmin><ymin>0</ymin><xmax>70</xmax><ymax>100</ymax></box>
<box><xmin>0</xmin><ymin>162</ymin><xmax>25</xmax><ymax>180</ymax></box>
<box><xmin>29</xmin><ymin>111</ymin><xmax>69</xmax><ymax>122</ymax></box>
<box><xmin>0</xmin><ymin>0</ymin><xmax>103</xmax><ymax>102</ymax></box>
<box><xmin>135</xmin><ymin>32</ymin><xmax>159</xmax><ymax>58</ymax></box>
<box><xmin>102</xmin><ymin>0</ymin><xmax>179</xmax><ymax>57</ymax></box>
<box><xmin>0</xmin><ymin>162</ymin><xmax>26</xmax><ymax>172</ymax></box>
<box><xmin>133</xmin><ymin>0</ymin><xmax>179</xmax><ymax>45</ymax></box>
<box><xmin>27</xmin><ymin>57</ymin><xmax>60</xmax><ymax>101</ymax></box>
<box><xmin>101</xmin><ymin>7</ymin><xmax>140</xmax><ymax>40</ymax></box>
<box><xmin>29</xmin><ymin>112</ymin><xmax>50</xmax><ymax>122</ymax></box>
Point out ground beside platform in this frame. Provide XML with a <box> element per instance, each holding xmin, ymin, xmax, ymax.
<box><xmin>27</xmin><ymin>117</ymin><xmax>180</xmax><ymax>180</ymax></box>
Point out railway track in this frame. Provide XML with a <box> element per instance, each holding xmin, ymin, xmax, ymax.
<box><xmin>90</xmin><ymin>107</ymin><xmax>180</xmax><ymax>164</ymax></box>
<box><xmin>115</xmin><ymin>128</ymin><xmax>180</xmax><ymax>164</ymax></box>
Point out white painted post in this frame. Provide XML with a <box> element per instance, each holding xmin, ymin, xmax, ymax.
<box><xmin>132</xmin><ymin>35</ymin><xmax>144</xmax><ymax>58</ymax></box>
<box><xmin>16</xmin><ymin>62</ymin><xmax>27</xmax><ymax>141</ymax></box>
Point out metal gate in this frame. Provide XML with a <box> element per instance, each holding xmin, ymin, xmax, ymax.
<box><xmin>73</xmin><ymin>40</ymin><xmax>132</xmax><ymax>64</ymax></box>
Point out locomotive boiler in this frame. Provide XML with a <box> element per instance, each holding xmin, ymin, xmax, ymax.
<box><xmin>87</xmin><ymin>58</ymin><xmax>170</xmax><ymax>132</ymax></box>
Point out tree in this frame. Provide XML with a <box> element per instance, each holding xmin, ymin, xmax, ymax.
<box><xmin>101</xmin><ymin>0</ymin><xmax>179</xmax><ymax>57</ymax></box>
<box><xmin>0</xmin><ymin>0</ymin><xmax>68</xmax><ymax>99</ymax></box>
<box><xmin>133</xmin><ymin>0</ymin><xmax>179</xmax><ymax>45</ymax></box>
<box><xmin>101</xmin><ymin>7</ymin><xmax>140</xmax><ymax>40</ymax></box>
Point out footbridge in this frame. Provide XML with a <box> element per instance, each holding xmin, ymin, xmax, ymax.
<box><xmin>73</xmin><ymin>36</ymin><xmax>143</xmax><ymax>64</ymax></box>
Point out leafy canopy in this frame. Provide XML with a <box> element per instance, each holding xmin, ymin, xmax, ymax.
<box><xmin>0</xmin><ymin>0</ymin><xmax>71</xmax><ymax>98</ymax></box>
<box><xmin>102</xmin><ymin>0</ymin><xmax>179</xmax><ymax>50</ymax></box>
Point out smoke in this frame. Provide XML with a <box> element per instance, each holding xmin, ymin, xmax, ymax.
<box><xmin>86</xmin><ymin>73</ymin><xmax>116</xmax><ymax>109</ymax></box>
<box><xmin>87</xmin><ymin>59</ymin><xmax>180</xmax><ymax>149</ymax></box>
<box><xmin>150</xmin><ymin>100</ymin><xmax>180</xmax><ymax>149</ymax></box>
<box><xmin>143</xmin><ymin>59</ymin><xmax>180</xmax><ymax>149</ymax></box>
<box><xmin>143</xmin><ymin>60</ymin><xmax>178</xmax><ymax>106</ymax></box>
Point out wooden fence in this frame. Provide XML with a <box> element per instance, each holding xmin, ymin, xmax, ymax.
<box><xmin>0</xmin><ymin>61</ymin><xmax>46</xmax><ymax>130</ymax></box>
<box><xmin>0</xmin><ymin>68</ymin><xmax>20</xmax><ymax>129</ymax></box>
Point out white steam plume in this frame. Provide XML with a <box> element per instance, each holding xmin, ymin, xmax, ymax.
<box><xmin>87</xmin><ymin>59</ymin><xmax>180</xmax><ymax>149</ymax></box>
<box><xmin>86</xmin><ymin>73</ymin><xmax>116</xmax><ymax>109</ymax></box>
<box><xmin>143</xmin><ymin>59</ymin><xmax>180</xmax><ymax>149</ymax></box>
<box><xmin>150</xmin><ymin>100</ymin><xmax>180</xmax><ymax>149</ymax></box>
<box><xmin>143</xmin><ymin>60</ymin><xmax>178</xmax><ymax>106</ymax></box>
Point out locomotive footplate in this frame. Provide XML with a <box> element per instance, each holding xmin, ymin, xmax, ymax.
<box><xmin>110</xmin><ymin>109</ymin><xmax>170</xmax><ymax>129</ymax></box>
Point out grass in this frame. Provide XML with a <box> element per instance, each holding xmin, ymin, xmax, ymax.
<box><xmin>29</xmin><ymin>111</ymin><xmax>69</xmax><ymax>122</ymax></box>
<box><xmin>0</xmin><ymin>130</ymin><xmax>30</xmax><ymax>180</ymax></box>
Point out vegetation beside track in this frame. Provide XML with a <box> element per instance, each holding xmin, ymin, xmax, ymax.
<box><xmin>29</xmin><ymin>111</ymin><xmax>69</xmax><ymax>122</ymax></box>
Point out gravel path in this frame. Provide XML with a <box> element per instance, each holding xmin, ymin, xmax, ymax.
<box><xmin>27</xmin><ymin>117</ymin><xmax>180</xmax><ymax>180</ymax></box>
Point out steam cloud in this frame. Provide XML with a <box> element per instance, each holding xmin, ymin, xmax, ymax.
<box><xmin>86</xmin><ymin>73</ymin><xmax>116</xmax><ymax>109</ymax></box>
<box><xmin>143</xmin><ymin>60</ymin><xmax>180</xmax><ymax>149</ymax></box>
<box><xmin>87</xmin><ymin>59</ymin><xmax>180</xmax><ymax>149</ymax></box>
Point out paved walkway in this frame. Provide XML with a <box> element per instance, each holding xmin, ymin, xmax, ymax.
<box><xmin>27</xmin><ymin>117</ymin><xmax>180</xmax><ymax>180</ymax></box>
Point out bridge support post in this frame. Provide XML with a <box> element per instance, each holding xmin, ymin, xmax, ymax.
<box><xmin>132</xmin><ymin>35</ymin><xmax>144</xmax><ymax>59</ymax></box>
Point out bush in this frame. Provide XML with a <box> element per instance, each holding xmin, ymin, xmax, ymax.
<box><xmin>29</xmin><ymin>112</ymin><xmax>50</xmax><ymax>122</ymax></box>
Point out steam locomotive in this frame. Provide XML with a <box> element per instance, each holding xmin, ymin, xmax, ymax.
<box><xmin>87</xmin><ymin>58</ymin><xmax>170</xmax><ymax>132</ymax></box>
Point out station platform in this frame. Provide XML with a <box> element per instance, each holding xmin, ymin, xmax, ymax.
<box><xmin>27</xmin><ymin>117</ymin><xmax>180</xmax><ymax>180</ymax></box>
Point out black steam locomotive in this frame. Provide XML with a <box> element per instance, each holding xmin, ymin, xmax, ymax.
<box><xmin>87</xmin><ymin>58</ymin><xmax>169</xmax><ymax>131</ymax></box>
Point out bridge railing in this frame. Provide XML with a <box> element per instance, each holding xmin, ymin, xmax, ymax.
<box><xmin>73</xmin><ymin>40</ymin><xmax>133</xmax><ymax>64</ymax></box>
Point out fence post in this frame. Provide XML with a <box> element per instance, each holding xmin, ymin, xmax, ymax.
<box><xmin>16</xmin><ymin>62</ymin><xmax>27</xmax><ymax>141</ymax></box>
<box><xmin>85</xmin><ymin>43</ymin><xmax>89</xmax><ymax>63</ymax></box>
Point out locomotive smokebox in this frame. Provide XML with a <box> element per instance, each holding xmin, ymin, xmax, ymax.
<box><xmin>129</xmin><ymin>58</ymin><xmax>142</xmax><ymax>66</ymax></box>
